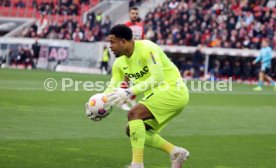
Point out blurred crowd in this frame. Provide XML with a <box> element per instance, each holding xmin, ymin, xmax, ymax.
<box><xmin>143</xmin><ymin>0</ymin><xmax>276</xmax><ymax>50</ymax></box>
<box><xmin>18</xmin><ymin>0</ymin><xmax>276</xmax><ymax>49</ymax></box>
<box><xmin>1</xmin><ymin>0</ymin><xmax>104</xmax><ymax>42</ymax></box>
<box><xmin>1</xmin><ymin>0</ymin><xmax>91</xmax><ymax>15</ymax></box>
<box><xmin>20</xmin><ymin>13</ymin><xmax>111</xmax><ymax>42</ymax></box>
<box><xmin>18</xmin><ymin>0</ymin><xmax>146</xmax><ymax>42</ymax></box>
<box><xmin>129</xmin><ymin>0</ymin><xmax>143</xmax><ymax>8</ymax></box>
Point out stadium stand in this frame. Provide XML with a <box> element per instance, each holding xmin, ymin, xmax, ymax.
<box><xmin>1</xmin><ymin>0</ymin><xmax>100</xmax><ymax>41</ymax></box>
<box><xmin>0</xmin><ymin>0</ymin><xmax>99</xmax><ymax>17</ymax></box>
<box><xmin>141</xmin><ymin>0</ymin><xmax>276</xmax><ymax>80</ymax></box>
<box><xmin>143</xmin><ymin>0</ymin><xmax>276</xmax><ymax>50</ymax></box>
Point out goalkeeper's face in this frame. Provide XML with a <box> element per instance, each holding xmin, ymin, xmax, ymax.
<box><xmin>108</xmin><ymin>35</ymin><xmax>127</xmax><ymax>58</ymax></box>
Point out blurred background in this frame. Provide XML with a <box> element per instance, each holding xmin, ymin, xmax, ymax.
<box><xmin>0</xmin><ymin>0</ymin><xmax>275</xmax><ymax>82</ymax></box>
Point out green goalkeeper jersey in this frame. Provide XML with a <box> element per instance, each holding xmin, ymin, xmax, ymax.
<box><xmin>105</xmin><ymin>40</ymin><xmax>183</xmax><ymax>95</ymax></box>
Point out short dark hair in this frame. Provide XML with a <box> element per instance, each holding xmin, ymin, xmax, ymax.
<box><xmin>129</xmin><ymin>6</ymin><xmax>138</xmax><ymax>12</ymax></box>
<box><xmin>109</xmin><ymin>24</ymin><xmax>133</xmax><ymax>41</ymax></box>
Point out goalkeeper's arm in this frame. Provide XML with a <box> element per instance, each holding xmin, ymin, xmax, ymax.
<box><xmin>104</xmin><ymin>64</ymin><xmax>124</xmax><ymax>93</ymax></box>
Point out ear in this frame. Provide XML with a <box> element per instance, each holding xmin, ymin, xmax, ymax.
<box><xmin>121</xmin><ymin>39</ymin><xmax>127</xmax><ymax>44</ymax></box>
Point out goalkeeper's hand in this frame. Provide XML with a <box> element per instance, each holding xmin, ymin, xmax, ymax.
<box><xmin>88</xmin><ymin>114</ymin><xmax>102</xmax><ymax>121</ymax></box>
<box><xmin>107</xmin><ymin>88</ymin><xmax>132</xmax><ymax>106</ymax></box>
<box><xmin>85</xmin><ymin>103</ymin><xmax>102</xmax><ymax>121</ymax></box>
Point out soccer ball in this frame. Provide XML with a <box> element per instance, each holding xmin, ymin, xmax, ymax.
<box><xmin>85</xmin><ymin>93</ymin><xmax>111</xmax><ymax>121</ymax></box>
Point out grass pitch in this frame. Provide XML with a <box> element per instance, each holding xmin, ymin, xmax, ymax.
<box><xmin>0</xmin><ymin>69</ymin><xmax>275</xmax><ymax>168</ymax></box>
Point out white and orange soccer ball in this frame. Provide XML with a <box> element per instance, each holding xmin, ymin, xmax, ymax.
<box><xmin>85</xmin><ymin>93</ymin><xmax>111</xmax><ymax>121</ymax></box>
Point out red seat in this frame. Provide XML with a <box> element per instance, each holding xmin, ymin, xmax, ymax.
<box><xmin>25</xmin><ymin>8</ymin><xmax>35</xmax><ymax>18</ymax></box>
<box><xmin>1</xmin><ymin>0</ymin><xmax>100</xmax><ymax>17</ymax></box>
<box><xmin>17</xmin><ymin>8</ymin><xmax>26</xmax><ymax>17</ymax></box>
<box><xmin>0</xmin><ymin>7</ymin><xmax>11</xmax><ymax>16</ymax></box>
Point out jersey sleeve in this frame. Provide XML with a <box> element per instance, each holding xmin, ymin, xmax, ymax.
<box><xmin>262</xmin><ymin>48</ymin><xmax>272</xmax><ymax>63</ymax></box>
<box><xmin>130</xmin><ymin>42</ymin><xmax>164</xmax><ymax>95</ymax></box>
<box><xmin>254</xmin><ymin>55</ymin><xmax>261</xmax><ymax>63</ymax></box>
<box><xmin>104</xmin><ymin>60</ymin><xmax>124</xmax><ymax>93</ymax></box>
<box><xmin>124</xmin><ymin>21</ymin><xmax>131</xmax><ymax>26</ymax></box>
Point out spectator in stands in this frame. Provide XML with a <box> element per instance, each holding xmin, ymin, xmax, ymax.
<box><xmin>0</xmin><ymin>51</ymin><xmax>5</xmax><ymax>67</ymax></box>
<box><xmin>39</xmin><ymin>0</ymin><xmax>55</xmax><ymax>14</ymax></box>
<box><xmin>83</xmin><ymin>30</ymin><xmax>95</xmax><ymax>42</ymax></box>
<box><xmin>15</xmin><ymin>0</ymin><xmax>25</xmax><ymax>8</ymax></box>
<box><xmin>80</xmin><ymin>0</ymin><xmax>89</xmax><ymax>5</ymax></box>
<box><xmin>136</xmin><ymin>0</ymin><xmax>142</xmax><ymax>6</ymax></box>
<box><xmin>36</xmin><ymin>14</ymin><xmax>48</xmax><ymax>36</ymax></box>
<box><xmin>182</xmin><ymin>60</ymin><xmax>194</xmax><ymax>78</ymax></box>
<box><xmin>192</xmin><ymin>45</ymin><xmax>204</xmax><ymax>78</ymax></box>
<box><xmin>15</xmin><ymin>0</ymin><xmax>276</xmax><ymax>51</ymax></box>
<box><xmin>232</xmin><ymin>60</ymin><xmax>241</xmax><ymax>80</ymax></box>
<box><xmin>129</xmin><ymin>0</ymin><xmax>143</xmax><ymax>8</ymax></box>
<box><xmin>0</xmin><ymin>58</ymin><xmax>3</xmax><ymax>68</ymax></box>
<box><xmin>244</xmin><ymin>11</ymin><xmax>254</xmax><ymax>26</ymax></box>
<box><xmin>65</xmin><ymin>16</ymin><xmax>78</xmax><ymax>33</ymax></box>
<box><xmin>92</xmin><ymin>24</ymin><xmax>103</xmax><ymax>41</ymax></box>
<box><xmin>209</xmin><ymin>60</ymin><xmax>221</xmax><ymax>77</ymax></box>
<box><xmin>48</xmin><ymin>29</ymin><xmax>58</xmax><ymax>39</ymax></box>
<box><xmin>273</xmin><ymin>35</ymin><xmax>276</xmax><ymax>50</ymax></box>
<box><xmin>72</xmin><ymin>27</ymin><xmax>84</xmax><ymax>42</ymax></box>
<box><xmin>87</xmin><ymin>12</ymin><xmax>95</xmax><ymax>28</ymax></box>
<box><xmin>31</xmin><ymin>38</ymin><xmax>41</xmax><ymax>68</ymax></box>
<box><xmin>242</xmin><ymin>61</ymin><xmax>252</xmax><ymax>80</ymax></box>
<box><xmin>226</xmin><ymin>16</ymin><xmax>236</xmax><ymax>31</ymax></box>
<box><xmin>32</xmin><ymin>0</ymin><xmax>38</xmax><ymax>9</ymax></box>
<box><xmin>143</xmin><ymin>0</ymin><xmax>276</xmax><ymax>50</ymax></box>
<box><xmin>15</xmin><ymin>48</ymin><xmax>27</xmax><ymax>67</ymax></box>
<box><xmin>24</xmin><ymin>47</ymin><xmax>34</xmax><ymax>69</ymax></box>
<box><xmin>2</xmin><ymin>0</ymin><xmax>11</xmax><ymax>7</ymax></box>
<box><xmin>145</xmin><ymin>27</ymin><xmax>155</xmax><ymax>41</ymax></box>
<box><xmin>69</xmin><ymin>2</ymin><xmax>79</xmax><ymax>15</ymax></box>
<box><xmin>59</xmin><ymin>0</ymin><xmax>71</xmax><ymax>15</ymax></box>
<box><xmin>101</xmin><ymin>16</ymin><xmax>112</xmax><ymax>36</ymax></box>
<box><xmin>168</xmin><ymin>0</ymin><xmax>179</xmax><ymax>9</ymax></box>
<box><xmin>221</xmin><ymin>60</ymin><xmax>231</xmax><ymax>77</ymax></box>
<box><xmin>129</xmin><ymin>0</ymin><xmax>135</xmax><ymax>8</ymax></box>
<box><xmin>8</xmin><ymin>49</ymin><xmax>17</xmax><ymax>66</ymax></box>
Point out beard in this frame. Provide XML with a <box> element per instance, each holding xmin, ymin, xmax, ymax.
<box><xmin>131</xmin><ymin>18</ymin><xmax>137</xmax><ymax>22</ymax></box>
<box><xmin>114</xmin><ymin>51</ymin><xmax>122</xmax><ymax>58</ymax></box>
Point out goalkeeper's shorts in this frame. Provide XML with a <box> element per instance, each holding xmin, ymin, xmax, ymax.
<box><xmin>139</xmin><ymin>82</ymin><xmax>189</xmax><ymax>132</ymax></box>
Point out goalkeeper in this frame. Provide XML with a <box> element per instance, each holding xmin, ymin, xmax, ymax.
<box><xmin>105</xmin><ymin>24</ymin><xmax>190</xmax><ymax>168</ymax></box>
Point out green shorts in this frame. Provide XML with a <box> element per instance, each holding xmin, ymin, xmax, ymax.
<box><xmin>139</xmin><ymin>82</ymin><xmax>189</xmax><ymax>132</ymax></box>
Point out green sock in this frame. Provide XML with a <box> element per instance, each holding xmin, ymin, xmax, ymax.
<box><xmin>145</xmin><ymin>129</ymin><xmax>175</xmax><ymax>154</ymax></box>
<box><xmin>129</xmin><ymin>120</ymin><xmax>145</xmax><ymax>163</ymax></box>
